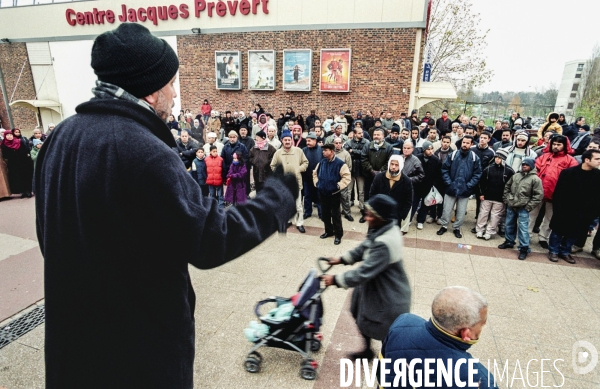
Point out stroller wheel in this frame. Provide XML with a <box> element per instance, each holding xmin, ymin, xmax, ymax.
<box><xmin>300</xmin><ymin>366</ymin><xmax>317</xmax><ymax>380</ymax></box>
<box><xmin>310</xmin><ymin>340</ymin><xmax>322</xmax><ymax>352</ymax></box>
<box><xmin>244</xmin><ymin>355</ymin><xmax>261</xmax><ymax>374</ymax></box>
<box><xmin>248</xmin><ymin>351</ymin><xmax>263</xmax><ymax>363</ymax></box>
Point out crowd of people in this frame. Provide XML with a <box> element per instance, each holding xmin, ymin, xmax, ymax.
<box><xmin>160</xmin><ymin>104</ymin><xmax>600</xmax><ymax>261</ymax></box>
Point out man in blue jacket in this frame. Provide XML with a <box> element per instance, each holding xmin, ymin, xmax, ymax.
<box><xmin>379</xmin><ymin>286</ymin><xmax>498</xmax><ymax>388</ymax></box>
<box><xmin>437</xmin><ymin>136</ymin><xmax>482</xmax><ymax>238</ymax></box>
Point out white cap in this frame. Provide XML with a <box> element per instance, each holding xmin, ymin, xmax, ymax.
<box><xmin>239</xmin><ymin>111</ymin><xmax>245</xmax><ymax>116</ymax></box>
<box><xmin>207</xmin><ymin>132</ymin><xmax>217</xmax><ymax>138</ymax></box>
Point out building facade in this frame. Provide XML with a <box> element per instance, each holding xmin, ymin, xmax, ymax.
<box><xmin>0</xmin><ymin>0</ymin><xmax>429</xmax><ymax>133</ymax></box>
<box><xmin>554</xmin><ymin>59</ymin><xmax>586</xmax><ymax>123</ymax></box>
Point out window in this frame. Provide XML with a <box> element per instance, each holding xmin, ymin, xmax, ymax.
<box><xmin>567</xmin><ymin>103</ymin><xmax>574</xmax><ymax>109</ymax></box>
<box><xmin>572</xmin><ymin>84</ymin><xmax>579</xmax><ymax>91</ymax></box>
<box><xmin>577</xmin><ymin>63</ymin><xmax>584</xmax><ymax>71</ymax></box>
<box><xmin>575</xmin><ymin>73</ymin><xmax>582</xmax><ymax>78</ymax></box>
<box><xmin>570</xmin><ymin>93</ymin><xmax>577</xmax><ymax>98</ymax></box>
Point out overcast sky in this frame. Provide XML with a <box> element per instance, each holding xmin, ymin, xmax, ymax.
<box><xmin>471</xmin><ymin>0</ymin><xmax>599</xmax><ymax>92</ymax></box>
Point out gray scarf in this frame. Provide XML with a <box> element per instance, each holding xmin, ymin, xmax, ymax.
<box><xmin>92</xmin><ymin>80</ymin><xmax>156</xmax><ymax>115</ymax></box>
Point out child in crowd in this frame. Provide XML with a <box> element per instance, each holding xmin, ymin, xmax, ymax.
<box><xmin>224</xmin><ymin>152</ymin><xmax>247</xmax><ymax>206</ymax></box>
<box><xmin>206</xmin><ymin>145</ymin><xmax>224</xmax><ymax>208</ymax></box>
<box><xmin>191</xmin><ymin>148</ymin><xmax>208</xmax><ymax>197</ymax></box>
<box><xmin>31</xmin><ymin>139</ymin><xmax>43</xmax><ymax>169</ymax></box>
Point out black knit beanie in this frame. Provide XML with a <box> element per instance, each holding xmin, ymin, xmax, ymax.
<box><xmin>365</xmin><ymin>194</ymin><xmax>397</xmax><ymax>222</ymax></box>
<box><xmin>91</xmin><ymin>23</ymin><xmax>179</xmax><ymax>98</ymax></box>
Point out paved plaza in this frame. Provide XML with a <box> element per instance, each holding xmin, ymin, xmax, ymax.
<box><xmin>1</xmin><ymin>196</ymin><xmax>599</xmax><ymax>388</ymax></box>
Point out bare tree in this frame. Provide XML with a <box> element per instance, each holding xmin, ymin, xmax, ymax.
<box><xmin>424</xmin><ymin>0</ymin><xmax>493</xmax><ymax>91</ymax></box>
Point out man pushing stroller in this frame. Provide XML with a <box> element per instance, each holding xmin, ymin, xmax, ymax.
<box><xmin>321</xmin><ymin>194</ymin><xmax>412</xmax><ymax>359</ymax></box>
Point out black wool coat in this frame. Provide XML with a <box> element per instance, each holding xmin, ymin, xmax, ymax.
<box><xmin>35</xmin><ymin>98</ymin><xmax>296</xmax><ymax>389</ymax></box>
<box><xmin>369</xmin><ymin>171</ymin><xmax>413</xmax><ymax>222</ymax></box>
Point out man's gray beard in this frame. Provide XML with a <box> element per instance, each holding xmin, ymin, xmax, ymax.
<box><xmin>374</xmin><ymin>140</ymin><xmax>382</xmax><ymax>145</ymax></box>
<box><xmin>389</xmin><ymin>170</ymin><xmax>400</xmax><ymax>176</ymax></box>
<box><xmin>294</xmin><ymin>136</ymin><xmax>299</xmax><ymax>140</ymax></box>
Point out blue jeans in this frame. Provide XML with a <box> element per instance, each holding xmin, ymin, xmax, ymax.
<box><xmin>549</xmin><ymin>232</ymin><xmax>576</xmax><ymax>256</ymax></box>
<box><xmin>505</xmin><ymin>207</ymin><xmax>530</xmax><ymax>251</ymax></box>
<box><xmin>208</xmin><ymin>185</ymin><xmax>223</xmax><ymax>208</ymax></box>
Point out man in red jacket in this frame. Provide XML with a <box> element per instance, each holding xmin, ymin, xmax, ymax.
<box><xmin>528</xmin><ymin>135</ymin><xmax>578</xmax><ymax>248</ymax></box>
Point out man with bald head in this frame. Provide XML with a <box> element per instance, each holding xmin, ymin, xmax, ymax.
<box><xmin>380</xmin><ymin>286</ymin><xmax>498</xmax><ymax>388</ymax></box>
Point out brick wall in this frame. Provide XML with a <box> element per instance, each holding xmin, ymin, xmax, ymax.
<box><xmin>178</xmin><ymin>28</ymin><xmax>419</xmax><ymax>120</ymax></box>
<box><xmin>0</xmin><ymin>43</ymin><xmax>37</xmax><ymax>134</ymax></box>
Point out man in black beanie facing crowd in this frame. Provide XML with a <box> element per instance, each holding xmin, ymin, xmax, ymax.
<box><xmin>35</xmin><ymin>23</ymin><xmax>298</xmax><ymax>389</ymax></box>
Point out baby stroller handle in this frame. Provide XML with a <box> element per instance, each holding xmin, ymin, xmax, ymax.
<box><xmin>254</xmin><ymin>297</ymin><xmax>287</xmax><ymax>318</ymax></box>
<box><xmin>317</xmin><ymin>257</ymin><xmax>332</xmax><ymax>274</ymax></box>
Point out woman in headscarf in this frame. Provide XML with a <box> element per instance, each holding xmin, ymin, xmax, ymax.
<box><xmin>1</xmin><ymin>129</ymin><xmax>34</xmax><ymax>198</ymax></box>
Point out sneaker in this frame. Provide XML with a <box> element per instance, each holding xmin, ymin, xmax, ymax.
<box><xmin>539</xmin><ymin>241</ymin><xmax>549</xmax><ymax>249</ymax></box>
<box><xmin>570</xmin><ymin>245</ymin><xmax>583</xmax><ymax>254</ymax></box>
<box><xmin>426</xmin><ymin>216</ymin><xmax>435</xmax><ymax>224</ymax></box>
<box><xmin>417</xmin><ymin>223</ymin><xmax>424</xmax><ymax>230</ymax></box>
<box><xmin>483</xmin><ymin>233</ymin><xmax>492</xmax><ymax>241</ymax></box>
<box><xmin>476</xmin><ymin>231</ymin><xmax>484</xmax><ymax>239</ymax></box>
<box><xmin>436</xmin><ymin>227</ymin><xmax>448</xmax><ymax>236</ymax></box>
<box><xmin>558</xmin><ymin>254</ymin><xmax>576</xmax><ymax>264</ymax></box>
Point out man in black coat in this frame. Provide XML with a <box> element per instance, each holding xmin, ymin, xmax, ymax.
<box><xmin>413</xmin><ymin>141</ymin><xmax>442</xmax><ymax>229</ymax></box>
<box><xmin>470</xmin><ymin>130</ymin><xmax>495</xmax><ymax>219</ymax></box>
<box><xmin>548</xmin><ymin>149</ymin><xmax>600</xmax><ymax>264</ymax></box>
<box><xmin>221</xmin><ymin>130</ymin><xmax>249</xmax><ymax>182</ymax></box>
<box><xmin>34</xmin><ymin>23</ymin><xmax>298</xmax><ymax>389</ymax></box>
<box><xmin>369</xmin><ymin>154</ymin><xmax>413</xmax><ymax>226</ymax></box>
<box><xmin>173</xmin><ymin>130</ymin><xmax>199</xmax><ymax>169</ymax></box>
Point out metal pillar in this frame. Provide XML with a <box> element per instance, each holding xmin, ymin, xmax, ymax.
<box><xmin>0</xmin><ymin>63</ymin><xmax>14</xmax><ymax>129</ymax></box>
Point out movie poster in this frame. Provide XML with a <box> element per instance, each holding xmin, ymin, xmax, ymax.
<box><xmin>319</xmin><ymin>49</ymin><xmax>351</xmax><ymax>92</ymax></box>
<box><xmin>248</xmin><ymin>50</ymin><xmax>275</xmax><ymax>90</ymax></box>
<box><xmin>282</xmin><ymin>49</ymin><xmax>312</xmax><ymax>91</ymax></box>
<box><xmin>215</xmin><ymin>51</ymin><xmax>241</xmax><ymax>90</ymax></box>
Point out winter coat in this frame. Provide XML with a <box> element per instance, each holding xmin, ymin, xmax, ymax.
<box><xmin>220</xmin><ymin>141</ymin><xmax>248</xmax><ymax>181</ymax></box>
<box><xmin>222</xmin><ymin>116</ymin><xmax>237</xmax><ymax>135</ymax></box>
<box><xmin>361</xmin><ymin>141</ymin><xmax>393</xmax><ymax>177</ymax></box>
<box><xmin>415</xmin><ymin>154</ymin><xmax>442</xmax><ymax>198</ymax></box>
<box><xmin>381</xmin><ymin>314</ymin><xmax>498</xmax><ymax>389</ymax></box>
<box><xmin>436</xmin><ymin>117</ymin><xmax>452</xmax><ymax>135</ymax></box>
<box><xmin>249</xmin><ymin>143</ymin><xmax>276</xmax><ymax>185</ymax></box>
<box><xmin>492</xmin><ymin>140</ymin><xmax>512</xmax><ymax>151</ymax></box>
<box><xmin>402</xmin><ymin>154</ymin><xmax>425</xmax><ymax>184</ymax></box>
<box><xmin>1</xmin><ymin>138</ymin><xmax>33</xmax><ymax>194</ymax></box>
<box><xmin>34</xmin><ymin>98</ymin><xmax>296</xmax><ymax>389</ymax></box>
<box><xmin>301</xmin><ymin>145</ymin><xmax>322</xmax><ymax>183</ymax></box>
<box><xmin>173</xmin><ymin>138</ymin><xmax>198</xmax><ymax>169</ymax></box>
<box><xmin>471</xmin><ymin>145</ymin><xmax>495</xmax><ymax>169</ymax></box>
<box><xmin>335</xmin><ymin>221</ymin><xmax>411</xmax><ymax>340</ymax></box>
<box><xmin>335</xmin><ymin>148</ymin><xmax>352</xmax><ymax>171</ymax></box>
<box><xmin>238</xmin><ymin>136</ymin><xmax>255</xmax><ymax>154</ymax></box>
<box><xmin>189</xmin><ymin>124</ymin><xmax>205</xmax><ymax>144</ymax></box>
<box><xmin>563</xmin><ymin>123</ymin><xmax>579</xmax><ymax>142</ymax></box>
<box><xmin>205</xmin><ymin>154</ymin><xmax>224</xmax><ymax>186</ymax></box>
<box><xmin>479</xmin><ymin>162</ymin><xmax>515</xmax><ymax>202</ymax></box>
<box><xmin>206</xmin><ymin>117</ymin><xmax>221</xmax><ymax>134</ymax></box>
<box><xmin>502</xmin><ymin>144</ymin><xmax>537</xmax><ymax>172</ymax></box>
<box><xmin>344</xmin><ymin>138</ymin><xmax>369</xmax><ymax>176</ymax></box>
<box><xmin>224</xmin><ymin>163</ymin><xmax>247</xmax><ymax>204</ymax></box>
<box><xmin>503</xmin><ymin>168</ymin><xmax>543</xmax><ymax>211</ymax></box>
<box><xmin>305</xmin><ymin>114</ymin><xmax>320</xmax><ymax>130</ymax></box>
<box><xmin>550</xmin><ymin>165</ymin><xmax>600</xmax><ymax>237</ymax></box>
<box><xmin>570</xmin><ymin>130</ymin><xmax>592</xmax><ymax>155</ymax></box>
<box><xmin>381</xmin><ymin>118</ymin><xmax>395</xmax><ymax>132</ymax></box>
<box><xmin>537</xmin><ymin>112</ymin><xmax>563</xmax><ymax>138</ymax></box>
<box><xmin>190</xmin><ymin>157</ymin><xmax>207</xmax><ymax>186</ymax></box>
<box><xmin>270</xmin><ymin>146</ymin><xmax>309</xmax><ymax>190</ymax></box>
<box><xmin>441</xmin><ymin>149</ymin><xmax>482</xmax><ymax>198</ymax></box>
<box><xmin>312</xmin><ymin>157</ymin><xmax>351</xmax><ymax>196</ymax></box>
<box><xmin>200</xmin><ymin>103</ymin><xmax>211</xmax><ymax>116</ymax></box>
<box><xmin>535</xmin><ymin>141</ymin><xmax>578</xmax><ymax>202</ymax></box>
<box><xmin>369</xmin><ymin>171</ymin><xmax>413</xmax><ymax>222</ymax></box>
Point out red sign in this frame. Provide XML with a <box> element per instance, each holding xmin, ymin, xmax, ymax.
<box><xmin>66</xmin><ymin>0</ymin><xmax>269</xmax><ymax>26</ymax></box>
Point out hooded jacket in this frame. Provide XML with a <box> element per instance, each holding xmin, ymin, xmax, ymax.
<box><xmin>369</xmin><ymin>157</ymin><xmax>413</xmax><ymax>223</ymax></box>
<box><xmin>441</xmin><ymin>149</ymin><xmax>482</xmax><ymax>198</ymax></box>
<box><xmin>503</xmin><ymin>167</ymin><xmax>543</xmax><ymax>211</ymax></box>
<box><xmin>537</xmin><ymin>112</ymin><xmax>563</xmax><ymax>138</ymax></box>
<box><xmin>221</xmin><ymin>141</ymin><xmax>249</xmax><ymax>181</ymax></box>
<box><xmin>535</xmin><ymin>138</ymin><xmax>578</xmax><ymax>202</ymax></box>
<box><xmin>479</xmin><ymin>162</ymin><xmax>515</xmax><ymax>202</ymax></box>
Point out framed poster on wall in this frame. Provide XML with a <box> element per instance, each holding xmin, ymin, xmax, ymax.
<box><xmin>319</xmin><ymin>48</ymin><xmax>351</xmax><ymax>92</ymax></box>
<box><xmin>282</xmin><ymin>49</ymin><xmax>312</xmax><ymax>91</ymax></box>
<box><xmin>215</xmin><ymin>51</ymin><xmax>241</xmax><ymax>90</ymax></box>
<box><xmin>248</xmin><ymin>50</ymin><xmax>275</xmax><ymax>90</ymax></box>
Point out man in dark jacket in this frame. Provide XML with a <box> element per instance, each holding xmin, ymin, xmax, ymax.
<box><xmin>413</xmin><ymin>141</ymin><xmax>442</xmax><ymax>230</ymax></box>
<box><xmin>34</xmin><ymin>23</ymin><xmax>298</xmax><ymax>389</ymax></box>
<box><xmin>384</xmin><ymin>124</ymin><xmax>404</xmax><ymax>154</ymax></box>
<box><xmin>305</xmin><ymin>109</ymin><xmax>320</xmax><ymax>130</ymax></box>
<box><xmin>302</xmin><ymin>132</ymin><xmax>323</xmax><ymax>219</ymax></box>
<box><xmin>344</xmin><ymin>127</ymin><xmax>369</xmax><ymax>220</ymax></box>
<box><xmin>238</xmin><ymin>126</ymin><xmax>255</xmax><ymax>196</ymax></box>
<box><xmin>189</xmin><ymin>118</ymin><xmax>205</xmax><ymax>144</ymax></box>
<box><xmin>564</xmin><ymin>116</ymin><xmax>585</xmax><ymax>142</ymax></box>
<box><xmin>313</xmin><ymin>143</ymin><xmax>351</xmax><ymax>245</ymax></box>
<box><xmin>435</xmin><ymin>109</ymin><xmax>452</xmax><ymax>136</ymax></box>
<box><xmin>470</xmin><ymin>130</ymin><xmax>495</xmax><ymax>219</ymax></box>
<box><xmin>492</xmin><ymin>129</ymin><xmax>512</xmax><ymax>151</ymax></box>
<box><xmin>475</xmin><ymin>149</ymin><xmax>514</xmax><ymax>240</ymax></box>
<box><xmin>361</xmin><ymin>128</ymin><xmax>393</xmax><ymax>208</ymax></box>
<box><xmin>570</xmin><ymin>125</ymin><xmax>592</xmax><ymax>155</ymax></box>
<box><xmin>173</xmin><ymin>130</ymin><xmax>199</xmax><ymax>169</ymax></box>
<box><xmin>547</xmin><ymin>150</ymin><xmax>600</xmax><ymax>264</ymax></box>
<box><xmin>381</xmin><ymin>286</ymin><xmax>498</xmax><ymax>388</ymax></box>
<box><xmin>437</xmin><ymin>136</ymin><xmax>482</xmax><ymax>238</ymax></box>
<box><xmin>369</xmin><ymin>155</ymin><xmax>413</xmax><ymax>225</ymax></box>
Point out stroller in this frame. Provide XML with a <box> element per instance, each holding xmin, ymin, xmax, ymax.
<box><xmin>243</xmin><ymin>259</ymin><xmax>331</xmax><ymax>380</ymax></box>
